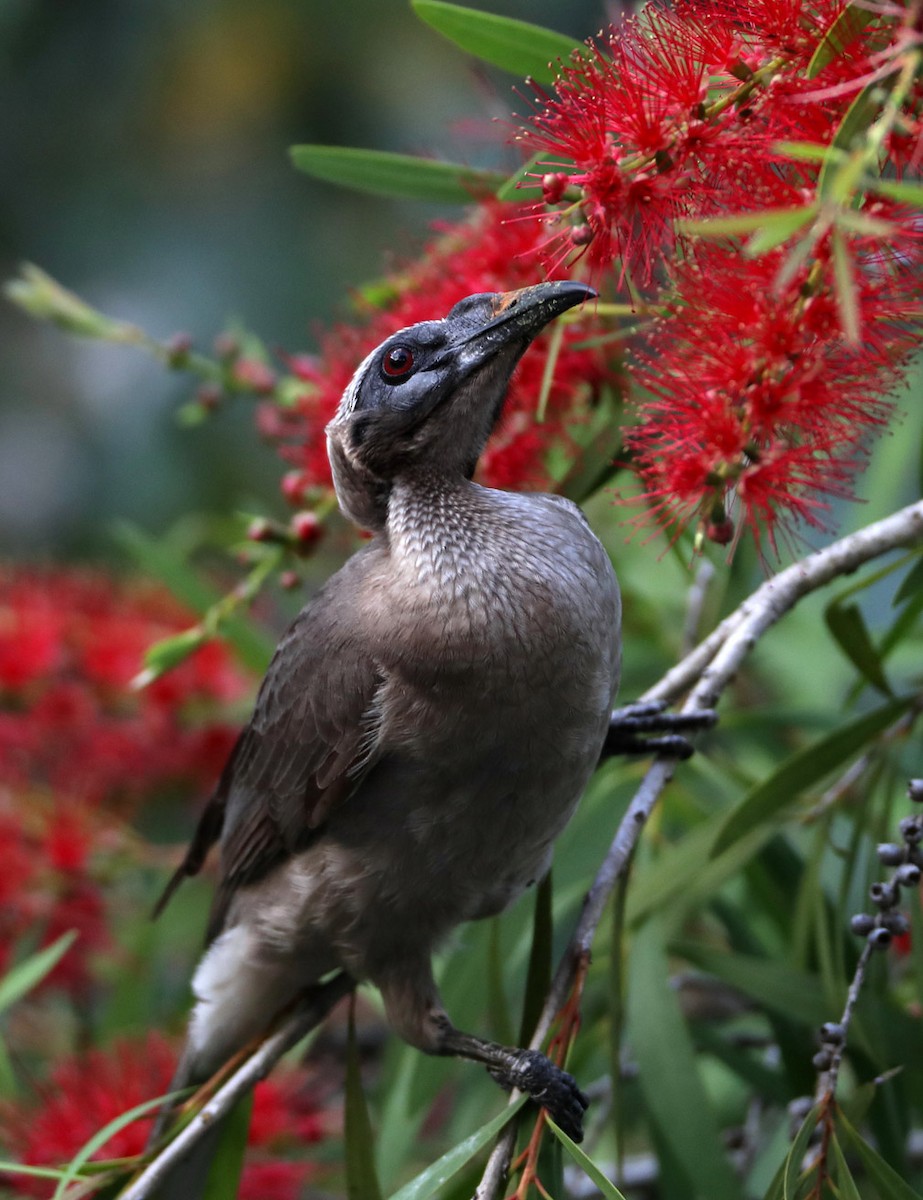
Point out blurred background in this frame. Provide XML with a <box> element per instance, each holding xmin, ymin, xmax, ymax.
<box><xmin>0</xmin><ymin>0</ymin><xmax>606</xmax><ymax>559</ymax></box>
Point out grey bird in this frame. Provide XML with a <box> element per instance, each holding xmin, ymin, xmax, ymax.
<box><xmin>152</xmin><ymin>280</ymin><xmax>621</xmax><ymax>1188</ymax></box>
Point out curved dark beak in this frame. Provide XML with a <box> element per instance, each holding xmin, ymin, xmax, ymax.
<box><xmin>455</xmin><ymin>281</ymin><xmax>596</xmax><ymax>373</ymax></box>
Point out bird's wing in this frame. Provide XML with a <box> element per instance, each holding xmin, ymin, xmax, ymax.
<box><xmin>154</xmin><ymin>550</ymin><xmax>384</xmax><ymax>940</ymax></box>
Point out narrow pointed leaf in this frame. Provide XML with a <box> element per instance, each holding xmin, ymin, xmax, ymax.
<box><xmin>894</xmin><ymin>554</ymin><xmax>923</xmax><ymax>606</ymax></box>
<box><xmin>673</xmin><ymin>944</ymin><xmax>831</xmax><ymax>1027</ymax></box>
<box><xmin>819</xmin><ymin>72</ymin><xmax>895</xmax><ymax>200</ymax></box>
<box><xmin>712</xmin><ymin>697</ymin><xmax>912</xmax><ymax>855</ymax></box>
<box><xmin>678</xmin><ymin>206</ymin><xmax>814</xmax><ymax>238</ymax></box>
<box><xmin>546</xmin><ymin>1119</ymin><xmax>628</xmax><ymax>1200</ymax></box>
<box><xmin>783</xmin><ymin>1106</ymin><xmax>821</xmax><ymax>1200</ymax></box>
<box><xmin>53</xmin><ymin>1091</ymin><xmax>183</xmax><ymax>1199</ymax></box>
<box><xmin>411</xmin><ymin>0</ymin><xmax>581</xmax><ymax>83</ymax></box>
<box><xmin>745</xmin><ymin>207</ymin><xmax>817</xmax><ymax>256</ymax></box>
<box><xmin>202</xmin><ymin>1095</ymin><xmax>253</xmax><ymax>1200</ymax></box>
<box><xmin>0</xmin><ymin>933</ymin><xmax>77</xmax><ymax>1015</ymax></box>
<box><xmin>839</xmin><ymin>1111</ymin><xmax>923</xmax><ymax>1200</ymax></box>
<box><xmin>519</xmin><ymin>872</ymin><xmax>553</xmax><ymax>1045</ymax></box>
<box><xmin>387</xmin><ymin>1096</ymin><xmax>527</xmax><ymax>1200</ymax></box>
<box><xmin>824</xmin><ymin>598</ymin><xmax>891</xmax><ymax>694</ymax></box>
<box><xmin>628</xmin><ymin>915</ymin><xmax>741</xmax><ymax>1200</ymax></box>
<box><xmin>829</xmin><ymin>1134</ymin><xmax>863</xmax><ymax>1200</ymax></box>
<box><xmin>346</xmin><ymin>1004</ymin><xmax>383</xmax><ymax>1200</ymax></box>
<box><xmin>495</xmin><ymin>152</ymin><xmax>544</xmax><ymax>201</ymax></box>
<box><xmin>831</xmin><ymin>227</ymin><xmax>860</xmax><ymax>343</ymax></box>
<box><xmin>114</xmin><ymin>522</ymin><xmax>274</xmax><ymax>673</ymax></box>
<box><xmin>290</xmin><ymin>145</ymin><xmax>506</xmax><ymax>203</ymax></box>
<box><xmin>807</xmin><ymin>3</ymin><xmax>876</xmax><ymax>77</ymax></box>
<box><xmin>872</xmin><ymin>178</ymin><xmax>923</xmax><ymax>207</ymax></box>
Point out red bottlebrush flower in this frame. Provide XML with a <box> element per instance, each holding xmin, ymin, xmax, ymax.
<box><xmin>515</xmin><ymin>0</ymin><xmax>920</xmax><ymax>292</ymax></box>
<box><xmin>0</xmin><ymin>566</ymin><xmax>251</xmax><ymax>810</ymax></box>
<box><xmin>261</xmin><ymin>198</ymin><xmax>618</xmax><ymax>501</ymax></box>
<box><xmin>625</xmin><ymin>231</ymin><xmax>923</xmax><ymax>552</ymax></box>
<box><xmin>0</xmin><ymin>1034</ymin><xmax>328</xmax><ymax>1199</ymax></box>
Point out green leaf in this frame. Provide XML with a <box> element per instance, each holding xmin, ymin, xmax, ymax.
<box><xmin>290</xmin><ymin>145</ymin><xmax>505</xmax><ymax>203</ymax></box>
<box><xmin>818</xmin><ymin>71</ymin><xmax>895</xmax><ymax>201</ymax></box>
<box><xmin>5</xmin><ymin>264</ymin><xmax>148</xmax><ymax>344</ymax></box>
<box><xmin>872</xmin><ymin>178</ymin><xmax>923</xmax><ymax>207</ymax></box>
<box><xmin>782</xmin><ymin>1105</ymin><xmax>821</xmax><ymax>1200</ymax></box>
<box><xmin>486</xmin><ymin>918</ymin><xmax>514</xmax><ymax>1046</ymax></box>
<box><xmin>824</xmin><ymin>598</ymin><xmax>892</xmax><ymax>694</ymax></box>
<box><xmin>133</xmin><ymin>626</ymin><xmax>208</xmax><ymax>688</ymax></box>
<box><xmin>387</xmin><ymin>1095</ymin><xmax>527</xmax><ymax>1200</ymax></box>
<box><xmin>53</xmin><ymin>1091</ymin><xmax>182</xmax><ymax>1199</ymax></box>
<box><xmin>546</xmin><ymin>1119</ymin><xmax>628</xmax><ymax>1200</ymax></box>
<box><xmin>831</xmin><ymin>226</ymin><xmax>861</xmax><ymax>344</ymax></box>
<box><xmin>829</xmin><ymin>1134</ymin><xmax>863</xmax><ymax>1200</ymax></box>
<box><xmin>677</xmin><ymin>206</ymin><xmax>815</xmax><ymax>238</ymax></box>
<box><xmin>202</xmin><ymin>1095</ymin><xmax>253</xmax><ymax>1200</ymax></box>
<box><xmin>495</xmin><ymin>152</ymin><xmax>544</xmax><ymax>201</ymax></box>
<box><xmin>0</xmin><ymin>1162</ymin><xmax>71</xmax><ymax>1183</ymax></box>
<box><xmin>114</xmin><ymin>521</ymin><xmax>274</xmax><ymax>674</ymax></box>
<box><xmin>894</xmin><ymin>554</ymin><xmax>923</xmax><ymax>606</ymax></box>
<box><xmin>839</xmin><ymin>1110</ymin><xmax>923</xmax><ymax>1200</ymax></box>
<box><xmin>772</xmin><ymin>140</ymin><xmax>839</xmax><ymax>163</ymax></box>
<box><xmin>627</xmin><ymin>915</ymin><xmax>741</xmax><ymax>1200</ymax></box>
<box><xmin>745</xmin><ymin>206</ymin><xmax>818</xmax><ymax>256</ymax></box>
<box><xmin>712</xmin><ymin>697</ymin><xmax>912</xmax><ymax>856</ymax></box>
<box><xmin>411</xmin><ymin>0</ymin><xmax>581</xmax><ymax>84</ymax></box>
<box><xmin>0</xmin><ymin>932</ymin><xmax>77</xmax><ymax>1015</ymax></box>
<box><xmin>346</xmin><ymin>1002</ymin><xmax>384</xmax><ymax>1200</ymax></box>
<box><xmin>807</xmin><ymin>3</ymin><xmax>877</xmax><ymax>78</ymax></box>
<box><xmin>672</xmin><ymin>943</ymin><xmax>831</xmax><ymax>1027</ymax></box>
<box><xmin>519</xmin><ymin>873</ymin><xmax>553</xmax><ymax>1045</ymax></box>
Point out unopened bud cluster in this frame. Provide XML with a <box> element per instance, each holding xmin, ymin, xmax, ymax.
<box><xmin>848</xmin><ymin>779</ymin><xmax>922</xmax><ymax>952</ymax></box>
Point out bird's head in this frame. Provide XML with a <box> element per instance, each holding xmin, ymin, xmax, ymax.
<box><xmin>325</xmin><ymin>280</ymin><xmax>595</xmax><ymax>530</ymax></box>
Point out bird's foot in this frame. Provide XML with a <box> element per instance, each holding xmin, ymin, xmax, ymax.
<box><xmin>490</xmin><ymin>1049</ymin><xmax>589</xmax><ymax>1142</ymax></box>
<box><xmin>602</xmin><ymin>700</ymin><xmax>717</xmax><ymax>761</ymax></box>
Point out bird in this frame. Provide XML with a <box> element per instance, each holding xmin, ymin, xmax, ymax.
<box><xmin>151</xmin><ymin>280</ymin><xmax>621</xmax><ymax>1191</ymax></box>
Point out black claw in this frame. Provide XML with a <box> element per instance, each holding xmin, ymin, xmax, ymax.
<box><xmin>602</xmin><ymin>701</ymin><xmax>718</xmax><ymax>761</ymax></box>
<box><xmin>492</xmin><ymin>1049</ymin><xmax>589</xmax><ymax>1142</ymax></box>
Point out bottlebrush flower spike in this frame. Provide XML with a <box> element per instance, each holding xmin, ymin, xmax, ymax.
<box><xmin>626</xmin><ymin>235</ymin><xmax>922</xmax><ymax>553</ymax></box>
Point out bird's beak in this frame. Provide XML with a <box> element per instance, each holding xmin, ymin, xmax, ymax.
<box><xmin>454</xmin><ymin>281</ymin><xmax>596</xmax><ymax>374</ymax></box>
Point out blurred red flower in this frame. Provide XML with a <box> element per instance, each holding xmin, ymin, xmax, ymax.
<box><xmin>0</xmin><ymin>1034</ymin><xmax>328</xmax><ymax>1199</ymax></box>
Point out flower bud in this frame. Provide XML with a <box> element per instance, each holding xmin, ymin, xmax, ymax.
<box><xmin>877</xmin><ymin>843</ymin><xmax>905</xmax><ymax>867</ymax></box>
<box><xmin>291</xmin><ymin>511</ymin><xmax>324</xmax><ymax>551</ymax></box>
<box><xmin>541</xmin><ymin>172</ymin><xmax>569</xmax><ymax>205</ymax></box>
<box><xmin>869</xmin><ymin>881</ymin><xmax>898</xmax><ymax>910</ymax></box>
<box><xmin>895</xmin><ymin>862</ymin><xmax>921</xmax><ymax>888</ymax></box>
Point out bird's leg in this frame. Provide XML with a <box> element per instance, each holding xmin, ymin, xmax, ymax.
<box><xmin>602</xmin><ymin>699</ymin><xmax>717</xmax><ymax>761</ymax></box>
<box><xmin>377</xmin><ymin>967</ymin><xmax>588</xmax><ymax>1141</ymax></box>
<box><xmin>435</xmin><ymin>1023</ymin><xmax>589</xmax><ymax>1141</ymax></box>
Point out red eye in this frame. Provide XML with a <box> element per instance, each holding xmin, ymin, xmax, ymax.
<box><xmin>382</xmin><ymin>345</ymin><xmax>415</xmax><ymax>378</ymax></box>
